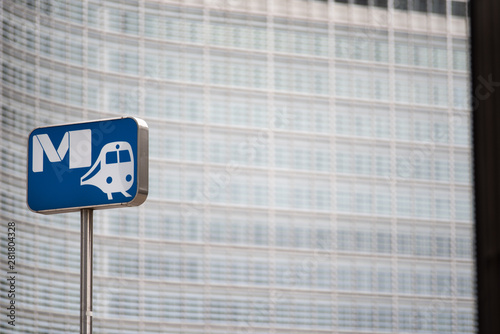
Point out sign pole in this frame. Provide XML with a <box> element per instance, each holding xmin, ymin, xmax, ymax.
<box><xmin>80</xmin><ymin>208</ymin><xmax>93</xmax><ymax>334</ymax></box>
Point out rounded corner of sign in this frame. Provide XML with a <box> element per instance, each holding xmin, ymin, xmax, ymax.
<box><xmin>26</xmin><ymin>201</ymin><xmax>38</xmax><ymax>214</ymax></box>
<box><xmin>127</xmin><ymin>116</ymin><xmax>149</xmax><ymax>130</ymax></box>
<box><xmin>27</xmin><ymin>125</ymin><xmax>42</xmax><ymax>137</ymax></box>
<box><xmin>27</xmin><ymin>126</ymin><xmax>41</xmax><ymax>145</ymax></box>
<box><xmin>137</xmin><ymin>190</ymin><xmax>149</xmax><ymax>206</ymax></box>
<box><xmin>126</xmin><ymin>189</ymin><xmax>148</xmax><ymax>208</ymax></box>
<box><xmin>27</xmin><ymin>130</ymin><xmax>35</xmax><ymax>144</ymax></box>
<box><xmin>26</xmin><ymin>202</ymin><xmax>52</xmax><ymax>215</ymax></box>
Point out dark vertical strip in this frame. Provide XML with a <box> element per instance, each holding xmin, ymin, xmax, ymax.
<box><xmin>471</xmin><ymin>0</ymin><xmax>500</xmax><ymax>333</ymax></box>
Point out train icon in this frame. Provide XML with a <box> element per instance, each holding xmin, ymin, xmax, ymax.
<box><xmin>80</xmin><ymin>141</ymin><xmax>135</xmax><ymax>200</ymax></box>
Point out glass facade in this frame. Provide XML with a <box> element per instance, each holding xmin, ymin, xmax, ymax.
<box><xmin>0</xmin><ymin>0</ymin><xmax>474</xmax><ymax>333</ymax></box>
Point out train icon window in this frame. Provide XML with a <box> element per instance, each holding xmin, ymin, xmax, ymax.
<box><xmin>106</xmin><ymin>151</ymin><xmax>117</xmax><ymax>164</ymax></box>
<box><xmin>106</xmin><ymin>148</ymin><xmax>131</xmax><ymax>164</ymax></box>
<box><xmin>81</xmin><ymin>142</ymin><xmax>135</xmax><ymax>200</ymax></box>
<box><xmin>120</xmin><ymin>149</ymin><xmax>131</xmax><ymax>162</ymax></box>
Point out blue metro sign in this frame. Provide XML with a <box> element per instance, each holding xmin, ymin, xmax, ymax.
<box><xmin>27</xmin><ymin>117</ymin><xmax>148</xmax><ymax>214</ymax></box>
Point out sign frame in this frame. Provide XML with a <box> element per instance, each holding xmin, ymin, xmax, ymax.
<box><xmin>26</xmin><ymin>116</ymin><xmax>149</xmax><ymax>214</ymax></box>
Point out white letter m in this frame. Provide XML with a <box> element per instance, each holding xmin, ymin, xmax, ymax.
<box><xmin>32</xmin><ymin>130</ymin><xmax>92</xmax><ymax>173</ymax></box>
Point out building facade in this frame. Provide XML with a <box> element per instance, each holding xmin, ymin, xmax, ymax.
<box><xmin>0</xmin><ymin>0</ymin><xmax>474</xmax><ymax>333</ymax></box>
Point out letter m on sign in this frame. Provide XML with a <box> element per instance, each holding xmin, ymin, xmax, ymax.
<box><xmin>32</xmin><ymin>130</ymin><xmax>92</xmax><ymax>172</ymax></box>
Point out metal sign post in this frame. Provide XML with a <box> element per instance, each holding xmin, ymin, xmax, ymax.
<box><xmin>80</xmin><ymin>209</ymin><xmax>93</xmax><ymax>334</ymax></box>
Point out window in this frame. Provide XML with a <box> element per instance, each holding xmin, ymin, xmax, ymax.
<box><xmin>415</xmin><ymin>271</ymin><xmax>432</xmax><ymax>295</ymax></box>
<box><xmin>377</xmin><ymin>269</ymin><xmax>391</xmax><ymax>292</ymax></box>
<box><xmin>395</xmin><ymin>41</ymin><xmax>410</xmax><ymax>65</ymax></box>
<box><xmin>26</xmin><ymin>72</ymin><xmax>34</xmax><ymax>92</ymax></box>
<box><xmin>376</xmin><ymin>231</ymin><xmax>391</xmax><ymax>253</ymax></box>
<box><xmin>40</xmin><ymin>0</ymin><xmax>52</xmax><ymax>15</ymax></box>
<box><xmin>337</xmin><ymin>228</ymin><xmax>351</xmax><ymax>251</ymax></box>
<box><xmin>433</xmin><ymin>47</ymin><xmax>448</xmax><ymax>69</ymax></box>
<box><xmin>458</xmin><ymin>273</ymin><xmax>473</xmax><ymax>297</ymax></box>
<box><xmin>26</xmin><ymin>30</ymin><xmax>35</xmax><ymax>50</ymax></box>
<box><xmin>436</xmin><ymin>311</ymin><xmax>452</xmax><ymax>332</ymax></box>
<box><xmin>395</xmin><ymin>73</ymin><xmax>411</xmax><ymax>103</ymax></box>
<box><xmin>431</xmin><ymin>0</ymin><xmax>446</xmax><ymax>15</ymax></box>
<box><xmin>398</xmin><ymin>270</ymin><xmax>412</xmax><ymax>293</ymax></box>
<box><xmin>458</xmin><ymin>311</ymin><xmax>475</xmax><ymax>333</ymax></box>
<box><xmin>376</xmin><ymin>155</ymin><xmax>391</xmax><ymax>177</ymax></box>
<box><xmin>396</xmin><ymin>191</ymin><xmax>412</xmax><ymax>217</ymax></box>
<box><xmin>355</xmin><ymin>192</ymin><xmax>372</xmax><ymax>214</ymax></box>
<box><xmin>395</xmin><ymin>0</ymin><xmax>409</xmax><ymax>10</ymax></box>
<box><xmin>415</xmin><ymin>232</ymin><xmax>432</xmax><ymax>256</ymax></box>
<box><xmin>435</xmin><ymin>159</ymin><xmax>450</xmax><ymax>181</ymax></box>
<box><xmin>355</xmin><ymin>230</ymin><xmax>372</xmax><ymax>252</ymax></box>
<box><xmin>456</xmin><ymin>192</ymin><xmax>472</xmax><ymax>221</ymax></box>
<box><xmin>109</xmin><ymin>9</ymin><xmax>139</xmax><ymax>34</ymax></box>
<box><xmin>316</xmin><ymin>228</ymin><xmax>331</xmax><ymax>249</ymax></box>
<box><xmin>119</xmin><ymin>150</ymin><xmax>131</xmax><ymax>162</ymax></box>
<box><xmin>456</xmin><ymin>230</ymin><xmax>472</xmax><ymax>258</ymax></box>
<box><xmin>435</xmin><ymin>196</ymin><xmax>451</xmax><ymax>219</ymax></box>
<box><xmin>339</xmin><ymin>305</ymin><xmax>355</xmax><ymax>329</ymax></box>
<box><xmin>356</xmin><ymin>306</ymin><xmax>373</xmax><ymax>329</ymax></box>
<box><xmin>355</xmin><ymin>153</ymin><xmax>371</xmax><ymax>175</ymax></box>
<box><xmin>354</xmin><ymin>0</ymin><xmax>369</xmax><ymax>5</ymax></box>
<box><xmin>455</xmin><ymin>154</ymin><xmax>471</xmax><ymax>183</ymax></box>
<box><xmin>412</xmin><ymin>0</ymin><xmax>427</xmax><ymax>13</ymax></box>
<box><xmin>452</xmin><ymin>1</ymin><xmax>467</xmax><ymax>17</ymax></box>
<box><xmin>254</xmin><ymin>223</ymin><xmax>268</xmax><ymax>245</ymax></box>
<box><xmin>374</xmin><ymin>0</ymin><xmax>388</xmax><ymax>8</ymax></box>
<box><xmin>338</xmin><ymin>266</ymin><xmax>352</xmax><ymax>290</ymax></box>
<box><xmin>399</xmin><ymin>308</ymin><xmax>413</xmax><ymax>330</ymax></box>
<box><xmin>414</xmin><ymin>44</ymin><xmax>429</xmax><ymax>68</ymax></box>
<box><xmin>454</xmin><ymin>48</ymin><xmax>467</xmax><ymax>71</ymax></box>
<box><xmin>414</xmin><ymin>158</ymin><xmax>431</xmax><ymax>180</ymax></box>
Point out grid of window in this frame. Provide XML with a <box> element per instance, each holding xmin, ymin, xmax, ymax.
<box><xmin>0</xmin><ymin>0</ymin><xmax>474</xmax><ymax>333</ymax></box>
<box><xmin>336</xmin><ymin>0</ymin><xmax>468</xmax><ymax>17</ymax></box>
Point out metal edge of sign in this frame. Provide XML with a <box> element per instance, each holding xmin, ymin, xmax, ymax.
<box><xmin>26</xmin><ymin>116</ymin><xmax>149</xmax><ymax>215</ymax></box>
